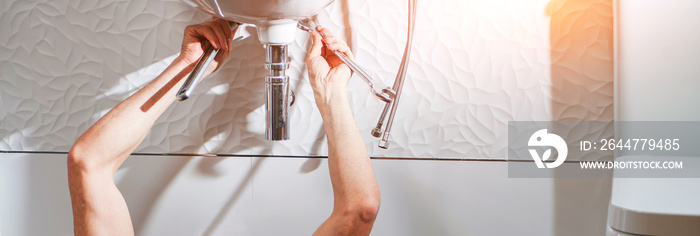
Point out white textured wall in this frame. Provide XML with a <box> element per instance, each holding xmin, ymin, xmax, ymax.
<box><xmin>0</xmin><ymin>0</ymin><xmax>614</xmax><ymax>235</ymax></box>
<box><xmin>0</xmin><ymin>0</ymin><xmax>613</xmax><ymax>159</ymax></box>
<box><xmin>1</xmin><ymin>153</ymin><xmax>559</xmax><ymax>236</ymax></box>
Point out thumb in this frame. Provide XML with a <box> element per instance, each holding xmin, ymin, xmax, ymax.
<box><xmin>307</xmin><ymin>31</ymin><xmax>323</xmax><ymax>62</ymax></box>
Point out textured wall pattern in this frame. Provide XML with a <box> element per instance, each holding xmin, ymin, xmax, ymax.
<box><xmin>0</xmin><ymin>0</ymin><xmax>613</xmax><ymax>159</ymax></box>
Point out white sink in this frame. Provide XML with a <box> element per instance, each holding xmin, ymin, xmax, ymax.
<box><xmin>186</xmin><ymin>0</ymin><xmax>333</xmax><ymax>23</ymax></box>
<box><xmin>185</xmin><ymin>0</ymin><xmax>335</xmax><ymax>44</ymax></box>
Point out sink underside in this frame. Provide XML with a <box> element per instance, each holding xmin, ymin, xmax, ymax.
<box><xmin>185</xmin><ymin>0</ymin><xmax>335</xmax><ymax>24</ymax></box>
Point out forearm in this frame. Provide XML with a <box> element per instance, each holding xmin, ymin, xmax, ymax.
<box><xmin>307</xmin><ymin>26</ymin><xmax>380</xmax><ymax>235</ymax></box>
<box><xmin>317</xmin><ymin>87</ymin><xmax>380</xmax><ymax>210</ymax></box>
<box><xmin>70</xmin><ymin>57</ymin><xmax>194</xmax><ymax>173</ymax></box>
<box><xmin>68</xmin><ymin>57</ymin><xmax>196</xmax><ymax>236</ymax></box>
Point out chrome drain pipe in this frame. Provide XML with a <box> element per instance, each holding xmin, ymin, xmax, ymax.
<box><xmin>265</xmin><ymin>44</ymin><xmax>291</xmax><ymax>141</ymax></box>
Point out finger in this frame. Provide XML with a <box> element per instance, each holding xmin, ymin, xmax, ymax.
<box><xmin>307</xmin><ymin>30</ymin><xmax>324</xmax><ymax>62</ymax></box>
<box><xmin>207</xmin><ymin>23</ymin><xmax>228</xmax><ymax>51</ymax></box>
<box><xmin>214</xmin><ymin>19</ymin><xmax>233</xmax><ymax>47</ymax></box>
<box><xmin>324</xmin><ymin>36</ymin><xmax>354</xmax><ymax>59</ymax></box>
<box><xmin>212</xmin><ymin>49</ymin><xmax>229</xmax><ymax>72</ymax></box>
<box><xmin>316</xmin><ymin>27</ymin><xmax>354</xmax><ymax>61</ymax></box>
<box><xmin>193</xmin><ymin>25</ymin><xmax>220</xmax><ymax>49</ymax></box>
<box><xmin>317</xmin><ymin>26</ymin><xmax>336</xmax><ymax>40</ymax></box>
<box><xmin>321</xmin><ymin>37</ymin><xmax>339</xmax><ymax>62</ymax></box>
<box><xmin>323</xmin><ymin>36</ymin><xmax>344</xmax><ymax>50</ymax></box>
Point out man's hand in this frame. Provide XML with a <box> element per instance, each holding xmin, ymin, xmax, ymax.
<box><xmin>306</xmin><ymin>26</ymin><xmax>354</xmax><ymax>104</ymax></box>
<box><xmin>179</xmin><ymin>18</ymin><xmax>236</xmax><ymax>74</ymax></box>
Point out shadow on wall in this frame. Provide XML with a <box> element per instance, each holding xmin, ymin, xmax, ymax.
<box><xmin>0</xmin><ymin>0</ymin><xmax>213</xmax><ymax>151</ymax></box>
<box><xmin>547</xmin><ymin>0</ymin><xmax>613</xmax><ymax>235</ymax></box>
<box><xmin>201</xmin><ymin>157</ymin><xmax>265</xmax><ymax>235</ymax></box>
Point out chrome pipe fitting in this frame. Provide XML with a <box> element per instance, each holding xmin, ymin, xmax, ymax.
<box><xmin>265</xmin><ymin>75</ymin><xmax>290</xmax><ymax>140</ymax></box>
<box><xmin>176</xmin><ymin>22</ymin><xmax>241</xmax><ymax>101</ymax></box>
<box><xmin>265</xmin><ymin>44</ymin><xmax>289</xmax><ymax>76</ymax></box>
<box><xmin>265</xmin><ymin>44</ymin><xmax>291</xmax><ymax>141</ymax></box>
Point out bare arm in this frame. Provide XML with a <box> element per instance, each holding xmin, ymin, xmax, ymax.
<box><xmin>307</xmin><ymin>26</ymin><xmax>381</xmax><ymax>236</ymax></box>
<box><xmin>67</xmin><ymin>19</ymin><xmax>236</xmax><ymax>236</ymax></box>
